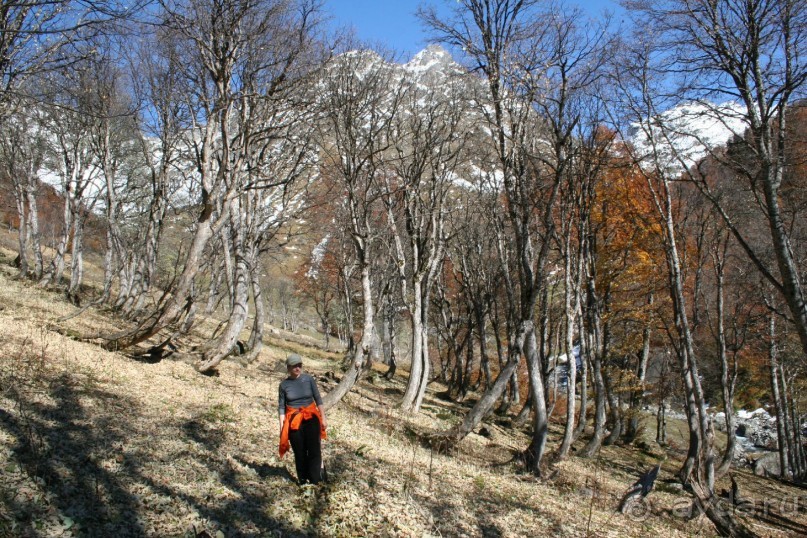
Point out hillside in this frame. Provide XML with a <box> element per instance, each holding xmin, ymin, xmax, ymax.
<box><xmin>1</xmin><ymin>242</ymin><xmax>807</xmax><ymax>538</ymax></box>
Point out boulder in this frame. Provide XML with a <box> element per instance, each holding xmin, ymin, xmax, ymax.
<box><xmin>749</xmin><ymin>426</ymin><xmax>777</xmax><ymax>450</ymax></box>
<box><xmin>753</xmin><ymin>452</ymin><xmax>781</xmax><ymax>477</ymax></box>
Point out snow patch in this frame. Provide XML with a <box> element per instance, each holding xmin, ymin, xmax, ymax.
<box><xmin>630</xmin><ymin>101</ymin><xmax>748</xmax><ymax>176</ymax></box>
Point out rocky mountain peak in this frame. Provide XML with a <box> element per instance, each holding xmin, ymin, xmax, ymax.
<box><xmin>403</xmin><ymin>44</ymin><xmax>461</xmax><ymax>78</ymax></box>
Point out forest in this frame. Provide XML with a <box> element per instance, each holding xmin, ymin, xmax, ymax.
<box><xmin>1</xmin><ymin>0</ymin><xmax>807</xmax><ymax>536</ymax></box>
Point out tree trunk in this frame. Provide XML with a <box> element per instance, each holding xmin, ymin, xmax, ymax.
<box><xmin>715</xmin><ymin>264</ymin><xmax>736</xmax><ymax>477</ymax></box>
<box><xmin>603</xmin><ymin>363</ymin><xmax>622</xmax><ymax>446</ymax></box>
<box><xmin>778</xmin><ymin>367</ymin><xmax>796</xmax><ymax>479</ymax></box>
<box><xmin>457</xmin><ymin>314</ymin><xmax>476</xmax><ymax>399</ymax></box>
<box><xmin>475</xmin><ymin>303</ymin><xmax>491</xmax><ymax>391</ymax></box>
<box><xmin>574</xmin><ymin>317</ymin><xmax>589</xmax><ymax>440</ymax></box>
<box><xmin>581</xmin><ymin>345</ymin><xmax>607</xmax><ymax>457</ymax></box>
<box><xmin>382</xmin><ymin>292</ymin><xmax>396</xmax><ymax>379</ymax></box>
<box><xmin>625</xmin><ymin>294</ymin><xmax>653</xmax><ymax>443</ymax></box>
<box><xmin>101</xmin><ymin>228</ymin><xmax>117</xmax><ymax>305</ymax></box>
<box><xmin>100</xmin><ymin>199</ymin><xmax>217</xmax><ymax>350</ymax></box>
<box><xmin>413</xmin><ymin>299</ymin><xmax>433</xmax><ymax>412</ymax></box>
<box><xmin>661</xmin><ymin>181</ymin><xmax>714</xmax><ymax>492</ymax></box>
<box><xmin>321</xmin><ymin>263</ymin><xmax>377</xmax><ymax>410</ymax></box>
<box><xmin>67</xmin><ymin>211</ymin><xmax>85</xmax><ymax>304</ymax></box>
<box><xmin>788</xmin><ymin>379</ymin><xmax>806</xmax><ymax>478</ymax></box>
<box><xmin>657</xmin><ymin>399</ymin><xmax>667</xmax><ymax>445</ymax></box>
<box><xmin>12</xmin><ymin>180</ymin><xmax>29</xmax><ymax>278</ymax></box>
<box><xmin>768</xmin><ymin>313</ymin><xmax>791</xmax><ymax>479</ymax></box>
<box><xmin>401</xmin><ymin>280</ymin><xmax>425</xmax><ymax>412</ymax></box>
<box><xmin>26</xmin><ymin>183</ymin><xmax>43</xmax><ymax>281</ymax></box>
<box><xmin>558</xmin><ymin>250</ymin><xmax>579</xmax><ymax>459</ymax></box>
<box><xmin>206</xmin><ymin>259</ymin><xmax>225</xmax><ymax>315</ymax></box>
<box><xmin>760</xmin><ymin>160</ymin><xmax>807</xmax><ymax>370</ymax></box>
<box><xmin>41</xmin><ymin>191</ymin><xmax>72</xmax><ymax>287</ymax></box>
<box><xmin>197</xmin><ymin>209</ymin><xmax>251</xmax><ymax>373</ymax></box>
<box><xmin>522</xmin><ymin>324</ymin><xmax>549</xmax><ymax>475</ymax></box>
<box><xmin>446</xmin><ymin>351</ymin><xmax>519</xmax><ymax>444</ymax></box>
<box><xmin>242</xmin><ymin>261</ymin><xmax>266</xmax><ymax>364</ymax></box>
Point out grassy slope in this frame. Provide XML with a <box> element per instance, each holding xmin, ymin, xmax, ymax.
<box><xmin>0</xmin><ymin>246</ymin><xmax>805</xmax><ymax>537</ymax></box>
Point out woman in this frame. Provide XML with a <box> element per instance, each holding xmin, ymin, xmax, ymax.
<box><xmin>278</xmin><ymin>353</ymin><xmax>327</xmax><ymax>484</ymax></box>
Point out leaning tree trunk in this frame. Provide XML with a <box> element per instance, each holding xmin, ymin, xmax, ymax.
<box><xmin>401</xmin><ymin>279</ymin><xmax>426</xmax><ymax>412</ymax></box>
<box><xmin>99</xmin><ymin>199</ymin><xmax>217</xmax><ymax>351</ymax></box>
<box><xmin>445</xmin><ymin>332</ymin><xmax>523</xmax><ymax>445</ymax></box>
<box><xmin>197</xmin><ymin>210</ymin><xmax>251</xmax><ymax>373</ymax></box>
<box><xmin>321</xmin><ymin>262</ymin><xmax>378</xmax><ymax>411</ymax></box>
<box><xmin>523</xmin><ymin>324</ymin><xmax>549</xmax><ymax>475</ymax></box>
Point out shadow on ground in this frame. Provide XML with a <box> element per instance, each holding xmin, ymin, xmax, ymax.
<box><xmin>0</xmin><ymin>369</ymin><xmax>306</xmax><ymax>537</ymax></box>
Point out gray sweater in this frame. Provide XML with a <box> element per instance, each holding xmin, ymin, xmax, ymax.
<box><xmin>278</xmin><ymin>373</ymin><xmax>322</xmax><ymax>414</ymax></box>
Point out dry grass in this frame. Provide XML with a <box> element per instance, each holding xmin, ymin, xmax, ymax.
<box><xmin>1</xmin><ymin>249</ymin><xmax>806</xmax><ymax>537</ymax></box>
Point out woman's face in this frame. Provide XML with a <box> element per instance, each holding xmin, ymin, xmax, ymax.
<box><xmin>287</xmin><ymin>363</ymin><xmax>302</xmax><ymax>379</ymax></box>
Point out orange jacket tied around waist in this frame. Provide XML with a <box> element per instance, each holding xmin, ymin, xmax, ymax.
<box><xmin>279</xmin><ymin>401</ymin><xmax>326</xmax><ymax>458</ymax></box>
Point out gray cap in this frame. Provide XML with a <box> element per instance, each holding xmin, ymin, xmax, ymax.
<box><xmin>286</xmin><ymin>353</ymin><xmax>303</xmax><ymax>367</ymax></box>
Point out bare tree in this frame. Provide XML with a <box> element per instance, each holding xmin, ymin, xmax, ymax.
<box><xmin>98</xmin><ymin>0</ymin><xmax>323</xmax><ymax>355</ymax></box>
<box><xmin>627</xmin><ymin>0</ymin><xmax>807</xmax><ymax>385</ymax></box>
<box><xmin>113</xmin><ymin>26</ymin><xmax>189</xmax><ymax>316</ymax></box>
<box><xmin>612</xmin><ymin>41</ymin><xmax>758</xmax><ymax>538</ymax></box>
<box><xmin>316</xmin><ymin>49</ymin><xmax>405</xmax><ymax>409</ymax></box>
<box><xmin>422</xmin><ymin>0</ymin><xmax>610</xmax><ymax>474</ymax></box>
<box><xmin>0</xmin><ymin>102</ymin><xmax>48</xmax><ymax>280</ymax></box>
<box><xmin>421</xmin><ymin>1</ymin><xmax>548</xmax><ymax>465</ymax></box>
<box><xmin>197</xmin><ymin>131</ymin><xmax>317</xmax><ymax>372</ymax></box>
<box><xmin>38</xmin><ymin>67</ymin><xmax>103</xmax><ymax>296</ymax></box>
<box><xmin>384</xmin><ymin>70</ymin><xmax>469</xmax><ymax>413</ymax></box>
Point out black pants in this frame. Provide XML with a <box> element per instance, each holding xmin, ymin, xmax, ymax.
<box><xmin>289</xmin><ymin>417</ymin><xmax>322</xmax><ymax>484</ymax></box>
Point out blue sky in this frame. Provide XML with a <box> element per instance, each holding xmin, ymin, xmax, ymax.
<box><xmin>324</xmin><ymin>0</ymin><xmax>623</xmax><ymax>60</ymax></box>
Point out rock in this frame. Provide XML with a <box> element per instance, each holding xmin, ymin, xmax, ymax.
<box><xmin>749</xmin><ymin>426</ymin><xmax>777</xmax><ymax>450</ymax></box>
<box><xmin>731</xmin><ymin>408</ymin><xmax>779</xmax><ymax>451</ymax></box>
<box><xmin>713</xmin><ymin>412</ymin><xmax>727</xmax><ymax>432</ymax></box>
<box><xmin>753</xmin><ymin>452</ymin><xmax>781</xmax><ymax>477</ymax></box>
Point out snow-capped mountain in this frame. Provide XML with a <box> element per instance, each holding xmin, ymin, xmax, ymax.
<box><xmin>629</xmin><ymin>101</ymin><xmax>749</xmax><ymax>176</ymax></box>
<box><xmin>403</xmin><ymin>44</ymin><xmax>464</xmax><ymax>80</ymax></box>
